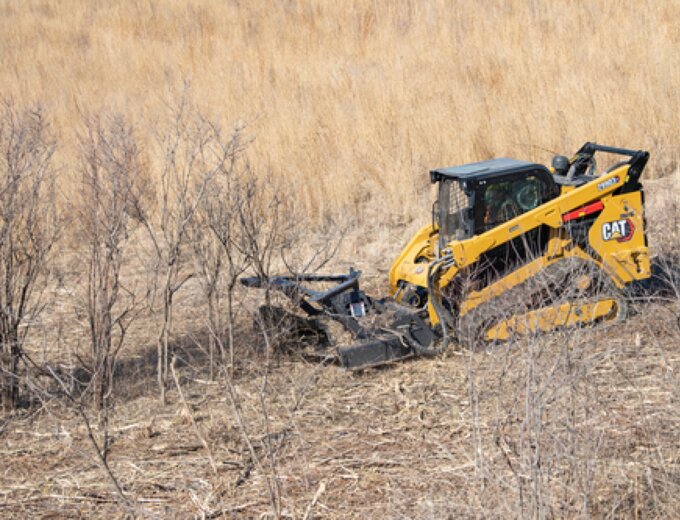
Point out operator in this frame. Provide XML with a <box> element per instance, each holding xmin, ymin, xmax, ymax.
<box><xmin>484</xmin><ymin>183</ymin><xmax>517</xmax><ymax>226</ymax></box>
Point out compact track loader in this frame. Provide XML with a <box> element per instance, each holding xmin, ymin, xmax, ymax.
<box><xmin>242</xmin><ymin>143</ymin><xmax>651</xmax><ymax>369</ymax></box>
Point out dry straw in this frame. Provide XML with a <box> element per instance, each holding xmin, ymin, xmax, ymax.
<box><xmin>2</xmin><ymin>1</ymin><xmax>680</xmax><ymax>225</ymax></box>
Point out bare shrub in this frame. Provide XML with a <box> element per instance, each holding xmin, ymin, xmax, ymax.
<box><xmin>139</xmin><ymin>99</ymin><xmax>220</xmax><ymax>403</ymax></box>
<box><xmin>39</xmin><ymin>366</ymin><xmax>133</xmax><ymax>508</ymax></box>
<box><xmin>0</xmin><ymin>101</ymin><xmax>58</xmax><ymax>412</ymax></box>
<box><xmin>188</xmin><ymin>121</ymin><xmax>250</xmax><ymax>377</ymax></box>
<box><xmin>458</xmin><ymin>250</ymin><xmax>680</xmax><ymax>517</ymax></box>
<box><xmin>75</xmin><ymin>113</ymin><xmax>146</xmax><ymax>412</ymax></box>
<box><xmin>191</xmin><ymin>134</ymin><xmax>320</xmax><ymax>372</ymax></box>
<box><xmin>235</xmin><ymin>172</ymin><xmax>299</xmax><ymax>292</ymax></box>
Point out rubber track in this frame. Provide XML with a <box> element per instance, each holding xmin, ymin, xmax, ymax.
<box><xmin>455</xmin><ymin>257</ymin><xmax>627</xmax><ymax>348</ymax></box>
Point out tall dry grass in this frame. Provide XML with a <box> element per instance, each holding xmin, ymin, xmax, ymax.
<box><xmin>2</xmin><ymin>0</ymin><xmax>680</xmax><ymax>225</ymax></box>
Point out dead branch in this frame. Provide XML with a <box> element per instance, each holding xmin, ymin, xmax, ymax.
<box><xmin>170</xmin><ymin>356</ymin><xmax>218</xmax><ymax>475</ymax></box>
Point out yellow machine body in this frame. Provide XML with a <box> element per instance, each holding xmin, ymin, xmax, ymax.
<box><xmin>388</xmin><ymin>143</ymin><xmax>651</xmax><ymax>341</ymax></box>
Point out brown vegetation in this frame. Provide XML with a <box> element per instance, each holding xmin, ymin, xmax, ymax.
<box><xmin>1</xmin><ymin>1</ymin><xmax>679</xmax><ymax>518</ymax></box>
<box><xmin>2</xmin><ymin>1</ymin><xmax>680</xmax><ymax>223</ymax></box>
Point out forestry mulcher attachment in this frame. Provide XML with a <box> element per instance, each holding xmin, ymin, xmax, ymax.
<box><xmin>242</xmin><ymin>143</ymin><xmax>651</xmax><ymax>369</ymax></box>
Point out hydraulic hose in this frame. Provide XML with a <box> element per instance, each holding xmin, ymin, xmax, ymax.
<box><xmin>411</xmin><ymin>254</ymin><xmax>457</xmax><ymax>357</ymax></box>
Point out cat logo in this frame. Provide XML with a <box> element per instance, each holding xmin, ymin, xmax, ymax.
<box><xmin>602</xmin><ymin>218</ymin><xmax>634</xmax><ymax>242</ymax></box>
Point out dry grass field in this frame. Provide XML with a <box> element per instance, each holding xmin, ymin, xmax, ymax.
<box><xmin>1</xmin><ymin>1</ymin><xmax>680</xmax><ymax>518</ymax></box>
<box><xmin>2</xmin><ymin>0</ymin><xmax>680</xmax><ymax>222</ymax></box>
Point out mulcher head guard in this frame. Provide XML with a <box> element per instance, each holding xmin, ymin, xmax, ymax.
<box><xmin>240</xmin><ymin>269</ymin><xmax>435</xmax><ymax>369</ymax></box>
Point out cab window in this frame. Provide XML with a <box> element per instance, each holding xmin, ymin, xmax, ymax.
<box><xmin>480</xmin><ymin>174</ymin><xmax>553</xmax><ymax>231</ymax></box>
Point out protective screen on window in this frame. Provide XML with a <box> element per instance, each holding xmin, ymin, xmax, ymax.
<box><xmin>446</xmin><ymin>181</ymin><xmax>470</xmax><ymax>240</ymax></box>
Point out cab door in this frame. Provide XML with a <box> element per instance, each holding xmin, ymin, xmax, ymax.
<box><xmin>471</xmin><ymin>171</ymin><xmax>556</xmax><ymax>283</ymax></box>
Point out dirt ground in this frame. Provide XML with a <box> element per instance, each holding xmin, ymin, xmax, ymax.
<box><xmin>1</xmin><ymin>316</ymin><xmax>678</xmax><ymax>518</ymax></box>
